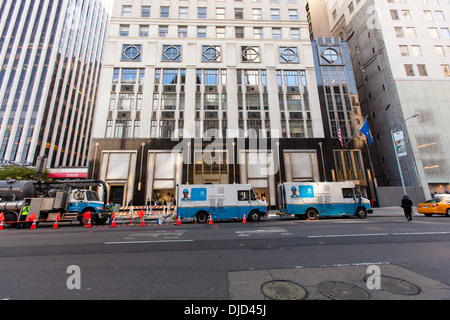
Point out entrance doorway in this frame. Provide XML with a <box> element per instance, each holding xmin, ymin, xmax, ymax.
<box><xmin>110</xmin><ymin>186</ymin><xmax>125</xmax><ymax>206</ymax></box>
<box><xmin>194</xmin><ymin>151</ymin><xmax>229</xmax><ymax>184</ymax></box>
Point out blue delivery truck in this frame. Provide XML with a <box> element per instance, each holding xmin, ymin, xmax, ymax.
<box><xmin>177</xmin><ymin>184</ymin><xmax>267</xmax><ymax>223</ymax></box>
<box><xmin>277</xmin><ymin>181</ymin><xmax>373</xmax><ymax>220</ymax></box>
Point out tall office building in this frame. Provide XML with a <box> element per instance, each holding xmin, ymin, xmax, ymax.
<box><xmin>0</xmin><ymin>0</ymin><xmax>112</xmax><ymax>177</ymax></box>
<box><xmin>306</xmin><ymin>0</ymin><xmax>450</xmax><ymax>203</ymax></box>
<box><xmin>91</xmin><ymin>0</ymin><xmax>373</xmax><ymax>207</ymax></box>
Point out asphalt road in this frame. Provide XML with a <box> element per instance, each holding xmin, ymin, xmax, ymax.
<box><xmin>1</xmin><ymin>207</ymin><xmax>450</xmax><ymax>301</ymax></box>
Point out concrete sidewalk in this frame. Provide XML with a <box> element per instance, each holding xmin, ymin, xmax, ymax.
<box><xmin>228</xmin><ymin>263</ymin><xmax>450</xmax><ymax>300</ymax></box>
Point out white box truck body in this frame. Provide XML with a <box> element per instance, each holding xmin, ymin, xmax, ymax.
<box><xmin>177</xmin><ymin>184</ymin><xmax>267</xmax><ymax>223</ymax></box>
<box><xmin>277</xmin><ymin>181</ymin><xmax>373</xmax><ymax>219</ymax></box>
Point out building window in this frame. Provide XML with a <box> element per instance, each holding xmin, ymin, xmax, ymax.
<box><xmin>289</xmin><ymin>120</ymin><xmax>305</xmax><ymax>137</ymax></box>
<box><xmin>435</xmin><ymin>45</ymin><xmax>445</xmax><ymax>57</ymax></box>
<box><xmin>141</xmin><ymin>6</ymin><xmax>150</xmax><ymax>17</ymax></box>
<box><xmin>334</xmin><ymin>150</ymin><xmax>365</xmax><ymax>182</ymax></box>
<box><xmin>290</xmin><ymin>28</ymin><xmax>300</xmax><ymax>39</ymax></box>
<box><xmin>197</xmin><ymin>26</ymin><xmax>207</xmax><ymax>38</ymax></box>
<box><xmin>280</xmin><ymin>47</ymin><xmax>299</xmax><ymax>63</ymax></box>
<box><xmin>235</xmin><ymin>8</ymin><xmax>243</xmax><ymax>19</ymax></box>
<box><xmin>216</xmin><ymin>7</ymin><xmax>225</xmax><ymax>19</ymax></box>
<box><xmin>120</xmin><ymin>25</ymin><xmax>130</xmax><ymax>37</ymax></box>
<box><xmin>235</xmin><ymin>27</ymin><xmax>244</xmax><ymax>38</ymax></box>
<box><xmin>417</xmin><ymin>64</ymin><xmax>428</xmax><ymax>76</ymax></box>
<box><xmin>178</xmin><ymin>26</ymin><xmax>188</xmax><ymax>38</ymax></box>
<box><xmin>321</xmin><ymin>48</ymin><xmax>340</xmax><ymax>63</ymax></box>
<box><xmin>254</xmin><ymin>27</ymin><xmax>263</xmax><ymax>39</ymax></box>
<box><xmin>160</xmin><ymin>6</ymin><xmax>169</xmax><ymax>18</ymax></box>
<box><xmin>198</xmin><ymin>7</ymin><xmax>207</xmax><ymax>19</ymax></box>
<box><xmin>216</xmin><ymin>27</ymin><xmax>226</xmax><ymax>38</ymax></box>
<box><xmin>441</xmin><ymin>64</ymin><xmax>450</xmax><ymax>77</ymax></box>
<box><xmin>122</xmin><ymin>5</ymin><xmax>132</xmax><ymax>17</ymax></box>
<box><xmin>405</xmin><ymin>27</ymin><xmax>416</xmax><ymax>38</ymax></box>
<box><xmin>241</xmin><ymin>46</ymin><xmax>260</xmax><ymax>62</ymax></box>
<box><xmin>271</xmin><ymin>9</ymin><xmax>280</xmax><ymax>20</ymax></box>
<box><xmin>404</xmin><ymin>64</ymin><xmax>415</xmax><ymax>76</ymax></box>
<box><xmin>118</xmin><ymin>94</ymin><xmax>134</xmax><ymax>110</ymax></box>
<box><xmin>272</xmin><ymin>28</ymin><xmax>282</xmax><ymax>39</ymax></box>
<box><xmin>139</xmin><ymin>25</ymin><xmax>149</xmax><ymax>37</ymax></box>
<box><xmin>395</xmin><ymin>27</ymin><xmax>404</xmax><ymax>38</ymax></box>
<box><xmin>122</xmin><ymin>45</ymin><xmax>142</xmax><ymax>61</ymax></box>
<box><xmin>121</xmin><ymin>69</ymin><xmax>137</xmax><ymax>83</ymax></box>
<box><xmin>442</xmin><ymin>28</ymin><xmax>450</xmax><ymax>38</ymax></box>
<box><xmin>411</xmin><ymin>45</ymin><xmax>422</xmax><ymax>57</ymax></box>
<box><xmin>115</xmin><ymin>121</ymin><xmax>132</xmax><ymax>138</ymax></box>
<box><xmin>252</xmin><ymin>8</ymin><xmax>262</xmax><ymax>20</ymax></box>
<box><xmin>399</xmin><ymin>45</ymin><xmax>409</xmax><ymax>56</ymax></box>
<box><xmin>162</xmin><ymin>45</ymin><xmax>182</xmax><ymax>62</ymax></box>
<box><xmin>159</xmin><ymin>26</ymin><xmax>168</xmax><ymax>37</ymax></box>
<box><xmin>202</xmin><ymin>45</ymin><xmax>221</xmax><ymax>62</ymax></box>
<box><xmin>179</xmin><ymin>7</ymin><xmax>188</xmax><ymax>19</ymax></box>
<box><xmin>160</xmin><ymin>121</ymin><xmax>175</xmax><ymax>138</ymax></box>
<box><xmin>429</xmin><ymin>27</ymin><xmax>439</xmax><ymax>38</ymax></box>
<box><xmin>289</xmin><ymin>9</ymin><xmax>298</xmax><ymax>20</ymax></box>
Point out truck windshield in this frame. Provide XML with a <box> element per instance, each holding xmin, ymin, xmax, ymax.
<box><xmin>250</xmin><ymin>189</ymin><xmax>258</xmax><ymax>201</ymax></box>
<box><xmin>86</xmin><ymin>191</ymin><xmax>100</xmax><ymax>202</ymax></box>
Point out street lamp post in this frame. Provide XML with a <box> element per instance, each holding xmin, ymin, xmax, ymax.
<box><xmin>390</xmin><ymin>112</ymin><xmax>420</xmax><ymax>196</ymax></box>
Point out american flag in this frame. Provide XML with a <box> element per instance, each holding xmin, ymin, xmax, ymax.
<box><xmin>337</xmin><ymin>121</ymin><xmax>343</xmax><ymax>147</ymax></box>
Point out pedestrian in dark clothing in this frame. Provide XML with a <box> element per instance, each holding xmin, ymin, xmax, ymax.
<box><xmin>401</xmin><ymin>195</ymin><xmax>413</xmax><ymax>221</ymax></box>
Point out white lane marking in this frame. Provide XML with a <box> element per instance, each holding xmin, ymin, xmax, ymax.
<box><xmin>105</xmin><ymin>240</ymin><xmax>193</xmax><ymax>245</ymax></box>
<box><xmin>391</xmin><ymin>231</ymin><xmax>450</xmax><ymax>236</ymax></box>
<box><xmin>308</xmin><ymin>233</ymin><xmax>389</xmax><ymax>238</ymax></box>
<box><xmin>236</xmin><ymin>229</ymin><xmax>288</xmax><ymax>234</ymax></box>
<box><xmin>308</xmin><ymin>231</ymin><xmax>450</xmax><ymax>238</ymax></box>
<box><xmin>293</xmin><ymin>262</ymin><xmax>390</xmax><ymax>269</ymax></box>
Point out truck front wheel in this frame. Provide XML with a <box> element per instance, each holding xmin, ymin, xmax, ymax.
<box><xmin>3</xmin><ymin>212</ymin><xmax>18</xmax><ymax>228</ymax></box>
<box><xmin>196</xmin><ymin>211</ymin><xmax>209</xmax><ymax>224</ymax></box>
<box><xmin>355</xmin><ymin>207</ymin><xmax>367</xmax><ymax>219</ymax></box>
<box><xmin>248</xmin><ymin>210</ymin><xmax>261</xmax><ymax>222</ymax></box>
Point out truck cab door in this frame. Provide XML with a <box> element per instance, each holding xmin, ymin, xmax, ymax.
<box><xmin>341</xmin><ymin>188</ymin><xmax>356</xmax><ymax>215</ymax></box>
<box><xmin>68</xmin><ymin>190</ymin><xmax>86</xmax><ymax>213</ymax></box>
<box><xmin>237</xmin><ymin>190</ymin><xmax>251</xmax><ymax>219</ymax></box>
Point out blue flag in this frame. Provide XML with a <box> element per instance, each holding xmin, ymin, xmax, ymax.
<box><xmin>359</xmin><ymin>120</ymin><xmax>373</xmax><ymax>146</ymax></box>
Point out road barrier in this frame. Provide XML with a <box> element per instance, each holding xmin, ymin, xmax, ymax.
<box><xmin>0</xmin><ymin>206</ymin><xmax>178</xmax><ymax>230</ymax></box>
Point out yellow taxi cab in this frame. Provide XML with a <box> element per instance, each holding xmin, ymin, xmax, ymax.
<box><xmin>417</xmin><ymin>196</ymin><xmax>450</xmax><ymax>217</ymax></box>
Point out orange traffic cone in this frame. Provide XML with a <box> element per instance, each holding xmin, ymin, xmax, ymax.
<box><xmin>0</xmin><ymin>212</ymin><xmax>4</xmax><ymax>231</ymax></box>
<box><xmin>177</xmin><ymin>214</ymin><xmax>181</xmax><ymax>226</ymax></box>
<box><xmin>209</xmin><ymin>214</ymin><xmax>213</xmax><ymax>225</ymax></box>
<box><xmin>83</xmin><ymin>211</ymin><xmax>92</xmax><ymax>228</ymax></box>
<box><xmin>243</xmin><ymin>213</ymin><xmax>247</xmax><ymax>224</ymax></box>
<box><xmin>110</xmin><ymin>213</ymin><xmax>116</xmax><ymax>228</ymax></box>
<box><xmin>53</xmin><ymin>212</ymin><xmax>61</xmax><ymax>229</ymax></box>
<box><xmin>138</xmin><ymin>210</ymin><xmax>145</xmax><ymax>226</ymax></box>
<box><xmin>28</xmin><ymin>213</ymin><xmax>37</xmax><ymax>230</ymax></box>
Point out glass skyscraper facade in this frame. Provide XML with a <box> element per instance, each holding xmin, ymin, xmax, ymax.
<box><xmin>0</xmin><ymin>0</ymin><xmax>111</xmax><ymax>170</ymax></box>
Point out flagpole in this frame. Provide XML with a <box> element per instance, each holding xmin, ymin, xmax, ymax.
<box><xmin>344</xmin><ymin>115</ymin><xmax>368</xmax><ymax>147</ymax></box>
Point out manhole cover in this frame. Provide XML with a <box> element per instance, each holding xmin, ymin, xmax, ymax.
<box><xmin>260</xmin><ymin>280</ymin><xmax>307</xmax><ymax>300</ymax></box>
<box><xmin>364</xmin><ymin>275</ymin><xmax>421</xmax><ymax>295</ymax></box>
<box><xmin>317</xmin><ymin>281</ymin><xmax>370</xmax><ymax>300</ymax></box>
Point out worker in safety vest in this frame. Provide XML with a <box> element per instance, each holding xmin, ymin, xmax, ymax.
<box><xmin>16</xmin><ymin>205</ymin><xmax>30</xmax><ymax>229</ymax></box>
